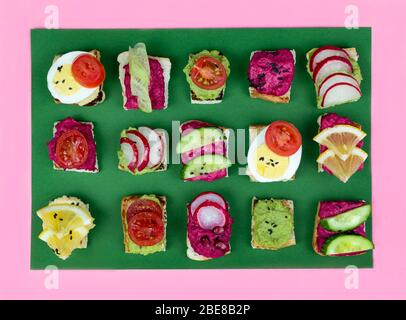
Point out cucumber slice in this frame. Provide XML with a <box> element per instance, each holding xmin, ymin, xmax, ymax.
<box><xmin>176</xmin><ymin>127</ymin><xmax>225</xmax><ymax>154</ymax></box>
<box><xmin>320</xmin><ymin>205</ymin><xmax>371</xmax><ymax>232</ymax></box>
<box><xmin>181</xmin><ymin>155</ymin><xmax>231</xmax><ymax>179</ymax></box>
<box><xmin>322</xmin><ymin>234</ymin><xmax>374</xmax><ymax>255</ymax></box>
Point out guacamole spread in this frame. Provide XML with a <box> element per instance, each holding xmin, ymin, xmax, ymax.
<box><xmin>252</xmin><ymin>199</ymin><xmax>294</xmax><ymax>249</ymax></box>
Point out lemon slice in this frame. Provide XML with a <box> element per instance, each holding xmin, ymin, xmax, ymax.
<box><xmin>40</xmin><ymin>226</ymin><xmax>90</xmax><ymax>260</ymax></box>
<box><xmin>37</xmin><ymin>204</ymin><xmax>94</xmax><ymax>234</ymax></box>
<box><xmin>313</xmin><ymin>125</ymin><xmax>366</xmax><ymax>161</ymax></box>
<box><xmin>317</xmin><ymin>148</ymin><xmax>368</xmax><ymax>183</ymax></box>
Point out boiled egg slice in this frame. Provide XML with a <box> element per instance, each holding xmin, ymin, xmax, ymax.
<box><xmin>47</xmin><ymin>51</ymin><xmax>99</xmax><ymax>104</ymax></box>
<box><xmin>248</xmin><ymin>125</ymin><xmax>302</xmax><ymax>182</ymax></box>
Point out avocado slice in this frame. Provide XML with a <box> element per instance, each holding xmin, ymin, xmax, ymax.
<box><xmin>181</xmin><ymin>155</ymin><xmax>231</xmax><ymax>179</ymax></box>
<box><xmin>176</xmin><ymin>127</ymin><xmax>225</xmax><ymax>154</ymax></box>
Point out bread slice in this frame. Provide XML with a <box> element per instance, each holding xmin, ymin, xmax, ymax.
<box><xmin>121</xmin><ymin>195</ymin><xmax>167</xmax><ymax>255</ymax></box>
<box><xmin>117</xmin><ymin>51</ymin><xmax>171</xmax><ymax>110</ymax></box>
<box><xmin>251</xmin><ymin>197</ymin><xmax>296</xmax><ymax>250</ymax></box>
<box><xmin>246</xmin><ymin>125</ymin><xmax>295</xmax><ymax>182</ymax></box>
<box><xmin>248</xmin><ymin>50</ymin><xmax>296</xmax><ymax>104</ymax></box>
<box><xmin>52</xmin><ymin>121</ymin><xmax>99</xmax><ymax>173</ymax></box>
<box><xmin>118</xmin><ymin>128</ymin><xmax>168</xmax><ymax>174</ymax></box>
<box><xmin>312</xmin><ymin>202</ymin><xmax>324</xmax><ymax>256</ymax></box>
<box><xmin>52</xmin><ymin>50</ymin><xmax>105</xmax><ymax>107</ymax></box>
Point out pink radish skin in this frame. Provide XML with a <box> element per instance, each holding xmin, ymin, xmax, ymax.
<box><xmin>190</xmin><ymin>191</ymin><xmax>228</xmax><ymax>215</ymax></box>
<box><xmin>318</xmin><ymin>72</ymin><xmax>360</xmax><ymax>97</ymax></box>
<box><xmin>120</xmin><ymin>137</ymin><xmax>138</xmax><ymax>173</ymax></box>
<box><xmin>312</xmin><ymin>56</ymin><xmax>353</xmax><ymax>84</ymax></box>
<box><xmin>138</xmin><ymin>126</ymin><xmax>164</xmax><ymax>168</ymax></box>
<box><xmin>126</xmin><ymin>130</ymin><xmax>150</xmax><ymax>172</ymax></box>
<box><xmin>321</xmin><ymin>82</ymin><xmax>362</xmax><ymax>108</ymax></box>
<box><xmin>310</xmin><ymin>46</ymin><xmax>351</xmax><ymax>72</ymax></box>
<box><xmin>195</xmin><ymin>200</ymin><xmax>227</xmax><ymax>230</ymax></box>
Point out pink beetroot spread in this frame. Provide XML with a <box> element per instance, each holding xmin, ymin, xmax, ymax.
<box><xmin>123</xmin><ymin>58</ymin><xmax>165</xmax><ymax>110</ymax></box>
<box><xmin>248</xmin><ymin>49</ymin><xmax>295</xmax><ymax>96</ymax></box>
<box><xmin>319</xmin><ymin>113</ymin><xmax>364</xmax><ymax>174</ymax></box>
<box><xmin>316</xmin><ymin>201</ymin><xmax>367</xmax><ymax>255</ymax></box>
<box><xmin>187</xmin><ymin>205</ymin><xmax>232</xmax><ymax>258</ymax></box>
<box><xmin>47</xmin><ymin>117</ymin><xmax>97</xmax><ymax>171</ymax></box>
<box><xmin>180</xmin><ymin>120</ymin><xmax>227</xmax><ymax>181</ymax></box>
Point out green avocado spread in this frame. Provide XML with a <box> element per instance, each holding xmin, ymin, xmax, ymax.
<box><xmin>125</xmin><ymin>195</ymin><xmax>165</xmax><ymax>255</ymax></box>
<box><xmin>252</xmin><ymin>199</ymin><xmax>294</xmax><ymax>249</ymax></box>
<box><xmin>183</xmin><ymin>50</ymin><xmax>231</xmax><ymax>100</ymax></box>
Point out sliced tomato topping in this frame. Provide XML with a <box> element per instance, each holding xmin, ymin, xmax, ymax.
<box><xmin>128</xmin><ymin>211</ymin><xmax>164</xmax><ymax>246</ymax></box>
<box><xmin>265</xmin><ymin>121</ymin><xmax>302</xmax><ymax>157</ymax></box>
<box><xmin>71</xmin><ymin>54</ymin><xmax>105</xmax><ymax>88</ymax></box>
<box><xmin>55</xmin><ymin>129</ymin><xmax>89</xmax><ymax>168</ymax></box>
<box><xmin>127</xmin><ymin>198</ymin><xmax>163</xmax><ymax>221</ymax></box>
<box><xmin>190</xmin><ymin>56</ymin><xmax>227</xmax><ymax>90</ymax></box>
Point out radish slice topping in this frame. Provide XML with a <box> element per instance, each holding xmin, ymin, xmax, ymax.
<box><xmin>318</xmin><ymin>72</ymin><xmax>360</xmax><ymax>97</ymax></box>
<box><xmin>190</xmin><ymin>191</ymin><xmax>227</xmax><ymax>215</ymax></box>
<box><xmin>312</xmin><ymin>56</ymin><xmax>353</xmax><ymax>84</ymax></box>
<box><xmin>138</xmin><ymin>126</ymin><xmax>164</xmax><ymax>168</ymax></box>
<box><xmin>126</xmin><ymin>130</ymin><xmax>150</xmax><ymax>171</ymax></box>
<box><xmin>120</xmin><ymin>137</ymin><xmax>138</xmax><ymax>172</ymax></box>
<box><xmin>195</xmin><ymin>201</ymin><xmax>226</xmax><ymax>230</ymax></box>
<box><xmin>309</xmin><ymin>46</ymin><xmax>351</xmax><ymax>72</ymax></box>
<box><xmin>321</xmin><ymin>82</ymin><xmax>362</xmax><ymax>108</ymax></box>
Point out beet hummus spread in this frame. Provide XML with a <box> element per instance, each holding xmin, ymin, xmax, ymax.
<box><xmin>248</xmin><ymin>49</ymin><xmax>295</xmax><ymax>96</ymax></box>
<box><xmin>319</xmin><ymin>113</ymin><xmax>364</xmax><ymax>174</ymax></box>
<box><xmin>48</xmin><ymin>117</ymin><xmax>97</xmax><ymax>171</ymax></box>
<box><xmin>316</xmin><ymin>201</ymin><xmax>366</xmax><ymax>256</ymax></box>
<box><xmin>187</xmin><ymin>205</ymin><xmax>232</xmax><ymax>258</ymax></box>
<box><xmin>123</xmin><ymin>58</ymin><xmax>165</xmax><ymax>110</ymax></box>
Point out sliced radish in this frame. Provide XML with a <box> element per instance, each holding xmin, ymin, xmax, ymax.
<box><xmin>318</xmin><ymin>72</ymin><xmax>360</xmax><ymax>97</ymax></box>
<box><xmin>120</xmin><ymin>137</ymin><xmax>138</xmax><ymax>173</ymax></box>
<box><xmin>309</xmin><ymin>46</ymin><xmax>350</xmax><ymax>72</ymax></box>
<box><xmin>126</xmin><ymin>130</ymin><xmax>150</xmax><ymax>171</ymax></box>
<box><xmin>321</xmin><ymin>83</ymin><xmax>362</xmax><ymax>108</ymax></box>
<box><xmin>312</xmin><ymin>56</ymin><xmax>353</xmax><ymax>84</ymax></box>
<box><xmin>190</xmin><ymin>191</ymin><xmax>227</xmax><ymax>214</ymax></box>
<box><xmin>138</xmin><ymin>127</ymin><xmax>164</xmax><ymax>168</ymax></box>
<box><xmin>195</xmin><ymin>201</ymin><xmax>226</xmax><ymax>230</ymax></box>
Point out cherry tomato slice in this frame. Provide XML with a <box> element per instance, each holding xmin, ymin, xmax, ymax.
<box><xmin>128</xmin><ymin>211</ymin><xmax>164</xmax><ymax>247</ymax></box>
<box><xmin>265</xmin><ymin>121</ymin><xmax>302</xmax><ymax>157</ymax></box>
<box><xmin>55</xmin><ymin>129</ymin><xmax>89</xmax><ymax>169</ymax></box>
<box><xmin>71</xmin><ymin>54</ymin><xmax>105</xmax><ymax>88</ymax></box>
<box><xmin>127</xmin><ymin>198</ymin><xmax>163</xmax><ymax>222</ymax></box>
<box><xmin>190</xmin><ymin>56</ymin><xmax>227</xmax><ymax>90</ymax></box>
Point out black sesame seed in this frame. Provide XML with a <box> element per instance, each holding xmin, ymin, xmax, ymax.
<box><xmin>271</xmin><ymin>163</ymin><xmax>275</xmax><ymax>167</ymax></box>
<box><xmin>259</xmin><ymin>157</ymin><xmax>264</xmax><ymax>161</ymax></box>
<box><xmin>68</xmin><ymin>87</ymin><xmax>72</xmax><ymax>90</ymax></box>
<box><xmin>70</xmin><ymin>236</ymin><xmax>73</xmax><ymax>240</ymax></box>
<box><xmin>59</xmin><ymin>218</ymin><xmax>63</xmax><ymax>221</ymax></box>
<box><xmin>268</xmin><ymin>229</ymin><xmax>273</xmax><ymax>235</ymax></box>
<box><xmin>69</xmin><ymin>230</ymin><xmax>72</xmax><ymax>235</ymax></box>
<box><xmin>53</xmin><ymin>213</ymin><xmax>57</xmax><ymax>219</ymax></box>
<box><xmin>57</xmin><ymin>66</ymin><xmax>63</xmax><ymax>72</ymax></box>
<box><xmin>62</xmin><ymin>79</ymin><xmax>65</xmax><ymax>83</ymax></box>
<box><xmin>55</xmin><ymin>81</ymin><xmax>59</xmax><ymax>84</ymax></box>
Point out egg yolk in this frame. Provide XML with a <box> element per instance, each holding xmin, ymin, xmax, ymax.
<box><xmin>254</xmin><ymin>144</ymin><xmax>289</xmax><ymax>179</ymax></box>
<box><xmin>53</xmin><ymin>64</ymin><xmax>80</xmax><ymax>96</ymax></box>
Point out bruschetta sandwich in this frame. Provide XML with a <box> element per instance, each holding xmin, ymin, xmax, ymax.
<box><xmin>248</xmin><ymin>49</ymin><xmax>296</xmax><ymax>103</ymax></box>
<box><xmin>186</xmin><ymin>192</ymin><xmax>233</xmax><ymax>261</ymax></box>
<box><xmin>121</xmin><ymin>195</ymin><xmax>167</xmax><ymax>255</ymax></box>
<box><xmin>251</xmin><ymin>198</ymin><xmax>295</xmax><ymax>250</ymax></box>
<box><xmin>247</xmin><ymin>121</ymin><xmax>302</xmax><ymax>182</ymax></box>
<box><xmin>176</xmin><ymin>120</ymin><xmax>231</xmax><ymax>182</ymax></box>
<box><xmin>47</xmin><ymin>50</ymin><xmax>106</xmax><ymax>106</ymax></box>
<box><xmin>48</xmin><ymin>117</ymin><xmax>99</xmax><ymax>173</ymax></box>
<box><xmin>118</xmin><ymin>126</ymin><xmax>168</xmax><ymax>175</ymax></box>
<box><xmin>36</xmin><ymin>196</ymin><xmax>95</xmax><ymax>260</ymax></box>
<box><xmin>306</xmin><ymin>46</ymin><xmax>362</xmax><ymax>108</ymax></box>
<box><xmin>313</xmin><ymin>201</ymin><xmax>374</xmax><ymax>256</ymax></box>
<box><xmin>183</xmin><ymin>50</ymin><xmax>230</xmax><ymax>104</ymax></box>
<box><xmin>117</xmin><ymin>43</ymin><xmax>171</xmax><ymax>112</ymax></box>
<box><xmin>314</xmin><ymin>113</ymin><xmax>368</xmax><ymax>183</ymax></box>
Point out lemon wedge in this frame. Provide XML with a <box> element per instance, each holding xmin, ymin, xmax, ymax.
<box><xmin>313</xmin><ymin>125</ymin><xmax>366</xmax><ymax>161</ymax></box>
<box><xmin>317</xmin><ymin>148</ymin><xmax>368</xmax><ymax>183</ymax></box>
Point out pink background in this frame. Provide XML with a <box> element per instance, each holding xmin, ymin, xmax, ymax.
<box><xmin>0</xmin><ymin>0</ymin><xmax>405</xmax><ymax>300</ymax></box>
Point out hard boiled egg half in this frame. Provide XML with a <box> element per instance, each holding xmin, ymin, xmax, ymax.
<box><xmin>248</xmin><ymin>121</ymin><xmax>302</xmax><ymax>182</ymax></box>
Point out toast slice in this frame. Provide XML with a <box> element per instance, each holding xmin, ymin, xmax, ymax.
<box><xmin>251</xmin><ymin>197</ymin><xmax>296</xmax><ymax>250</ymax></box>
<box><xmin>246</xmin><ymin>125</ymin><xmax>296</xmax><ymax>182</ymax></box>
<box><xmin>121</xmin><ymin>195</ymin><xmax>167</xmax><ymax>255</ymax></box>
<box><xmin>117</xmin><ymin>51</ymin><xmax>171</xmax><ymax>110</ymax></box>
<box><xmin>248</xmin><ymin>50</ymin><xmax>296</xmax><ymax>104</ymax></box>
<box><xmin>52</xmin><ymin>121</ymin><xmax>99</xmax><ymax>173</ymax></box>
<box><xmin>52</xmin><ymin>50</ymin><xmax>105</xmax><ymax>107</ymax></box>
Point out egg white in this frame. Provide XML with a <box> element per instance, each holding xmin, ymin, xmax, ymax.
<box><xmin>47</xmin><ymin>51</ymin><xmax>99</xmax><ymax>104</ymax></box>
<box><xmin>247</xmin><ymin>125</ymin><xmax>302</xmax><ymax>182</ymax></box>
